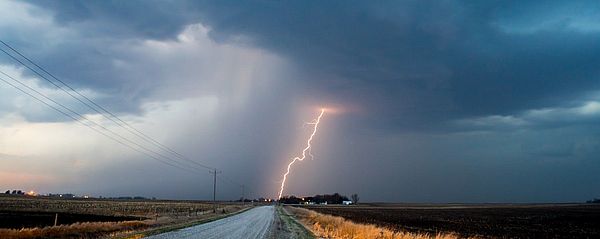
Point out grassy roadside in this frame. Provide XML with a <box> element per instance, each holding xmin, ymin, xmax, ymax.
<box><xmin>276</xmin><ymin>206</ymin><xmax>314</xmax><ymax>239</ymax></box>
<box><xmin>0</xmin><ymin>221</ymin><xmax>148</xmax><ymax>239</ymax></box>
<box><xmin>287</xmin><ymin>206</ymin><xmax>464</xmax><ymax>239</ymax></box>
<box><xmin>114</xmin><ymin>206</ymin><xmax>254</xmax><ymax>239</ymax></box>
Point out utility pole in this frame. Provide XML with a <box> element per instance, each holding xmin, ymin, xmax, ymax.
<box><xmin>210</xmin><ymin>169</ymin><xmax>221</xmax><ymax>213</ymax></box>
<box><xmin>241</xmin><ymin>184</ymin><xmax>245</xmax><ymax>205</ymax></box>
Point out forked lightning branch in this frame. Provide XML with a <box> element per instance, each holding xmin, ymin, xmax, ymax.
<box><xmin>278</xmin><ymin>108</ymin><xmax>326</xmax><ymax>199</ymax></box>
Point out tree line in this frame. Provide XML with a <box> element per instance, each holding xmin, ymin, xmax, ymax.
<box><xmin>279</xmin><ymin>193</ymin><xmax>359</xmax><ymax>204</ymax></box>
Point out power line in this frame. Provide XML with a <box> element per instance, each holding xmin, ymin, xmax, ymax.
<box><xmin>0</xmin><ymin>73</ymin><xmax>200</xmax><ymax>175</ymax></box>
<box><xmin>217</xmin><ymin>174</ymin><xmax>248</xmax><ymax>202</ymax></box>
<box><xmin>218</xmin><ymin>174</ymin><xmax>243</xmax><ymax>187</ymax></box>
<box><xmin>0</xmin><ymin>68</ymin><xmax>210</xmax><ymax>173</ymax></box>
<box><xmin>0</xmin><ymin>40</ymin><xmax>214</xmax><ymax>171</ymax></box>
<box><xmin>0</xmin><ymin>40</ymin><xmax>250</xmax><ymax>199</ymax></box>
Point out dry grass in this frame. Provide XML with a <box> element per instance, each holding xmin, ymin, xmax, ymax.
<box><xmin>0</xmin><ymin>196</ymin><xmax>252</xmax><ymax>238</ymax></box>
<box><xmin>0</xmin><ymin>221</ymin><xmax>147</xmax><ymax>239</ymax></box>
<box><xmin>287</xmin><ymin>206</ymin><xmax>469</xmax><ymax>239</ymax></box>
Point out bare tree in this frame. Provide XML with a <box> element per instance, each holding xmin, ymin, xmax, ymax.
<box><xmin>351</xmin><ymin>193</ymin><xmax>359</xmax><ymax>205</ymax></box>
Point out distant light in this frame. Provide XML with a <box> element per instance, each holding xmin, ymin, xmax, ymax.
<box><xmin>26</xmin><ymin>190</ymin><xmax>37</xmax><ymax>196</ymax></box>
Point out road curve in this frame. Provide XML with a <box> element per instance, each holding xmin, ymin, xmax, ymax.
<box><xmin>145</xmin><ymin>206</ymin><xmax>274</xmax><ymax>239</ymax></box>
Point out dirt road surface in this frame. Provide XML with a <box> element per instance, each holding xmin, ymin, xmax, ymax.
<box><xmin>145</xmin><ymin>206</ymin><xmax>275</xmax><ymax>239</ymax></box>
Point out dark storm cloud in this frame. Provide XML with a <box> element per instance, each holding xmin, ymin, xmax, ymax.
<box><xmin>4</xmin><ymin>0</ymin><xmax>200</xmax><ymax>114</ymax></box>
<box><xmin>24</xmin><ymin>0</ymin><xmax>600</xmax><ymax>130</ymax></box>
<box><xmin>4</xmin><ymin>1</ymin><xmax>600</xmax><ymax>202</ymax></box>
<box><xmin>186</xmin><ymin>1</ymin><xmax>600</xmax><ymax>127</ymax></box>
<box><xmin>25</xmin><ymin>0</ymin><xmax>195</xmax><ymax>39</ymax></box>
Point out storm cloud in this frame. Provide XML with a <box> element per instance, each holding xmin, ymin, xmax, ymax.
<box><xmin>0</xmin><ymin>0</ymin><xmax>599</xmax><ymax>202</ymax></box>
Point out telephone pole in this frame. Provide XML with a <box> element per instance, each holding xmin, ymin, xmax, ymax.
<box><xmin>241</xmin><ymin>184</ymin><xmax>245</xmax><ymax>205</ymax></box>
<box><xmin>210</xmin><ymin>169</ymin><xmax>221</xmax><ymax>213</ymax></box>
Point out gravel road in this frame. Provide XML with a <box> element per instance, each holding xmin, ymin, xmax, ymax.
<box><xmin>145</xmin><ymin>206</ymin><xmax>275</xmax><ymax>239</ymax></box>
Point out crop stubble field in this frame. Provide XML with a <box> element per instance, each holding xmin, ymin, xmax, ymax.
<box><xmin>302</xmin><ymin>203</ymin><xmax>600</xmax><ymax>238</ymax></box>
<box><xmin>0</xmin><ymin>195</ymin><xmax>249</xmax><ymax>238</ymax></box>
<box><xmin>0</xmin><ymin>195</ymin><xmax>226</xmax><ymax>219</ymax></box>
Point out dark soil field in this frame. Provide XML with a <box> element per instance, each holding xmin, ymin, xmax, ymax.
<box><xmin>0</xmin><ymin>210</ymin><xmax>140</xmax><ymax>229</ymax></box>
<box><xmin>302</xmin><ymin>204</ymin><xmax>600</xmax><ymax>238</ymax></box>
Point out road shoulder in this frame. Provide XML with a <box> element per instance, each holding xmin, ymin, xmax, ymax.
<box><xmin>268</xmin><ymin>206</ymin><xmax>314</xmax><ymax>239</ymax></box>
<box><xmin>114</xmin><ymin>206</ymin><xmax>254</xmax><ymax>239</ymax></box>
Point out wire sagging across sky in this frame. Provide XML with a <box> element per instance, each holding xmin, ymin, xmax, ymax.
<box><xmin>0</xmin><ymin>40</ymin><xmax>216</xmax><ymax>173</ymax></box>
<box><xmin>278</xmin><ymin>108</ymin><xmax>325</xmax><ymax>199</ymax></box>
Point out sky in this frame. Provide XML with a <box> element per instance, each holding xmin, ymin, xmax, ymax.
<box><xmin>1</xmin><ymin>0</ymin><xmax>599</xmax><ymax>202</ymax></box>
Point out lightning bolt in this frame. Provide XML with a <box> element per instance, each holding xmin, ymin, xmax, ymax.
<box><xmin>278</xmin><ymin>108</ymin><xmax>325</xmax><ymax>199</ymax></box>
